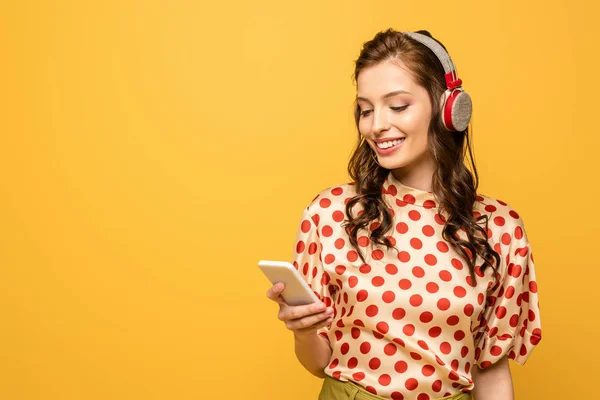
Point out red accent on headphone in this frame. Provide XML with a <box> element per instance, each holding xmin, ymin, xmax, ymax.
<box><xmin>443</xmin><ymin>91</ymin><xmax>459</xmax><ymax>131</ymax></box>
<box><xmin>444</xmin><ymin>72</ymin><xmax>462</xmax><ymax>90</ymax></box>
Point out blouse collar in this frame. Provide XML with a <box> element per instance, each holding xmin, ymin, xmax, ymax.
<box><xmin>382</xmin><ymin>170</ymin><xmax>439</xmax><ymax>209</ymax></box>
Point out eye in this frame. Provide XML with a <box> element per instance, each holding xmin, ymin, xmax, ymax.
<box><xmin>359</xmin><ymin>105</ymin><xmax>408</xmax><ymax>118</ymax></box>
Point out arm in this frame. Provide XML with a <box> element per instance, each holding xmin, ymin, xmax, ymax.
<box><xmin>471</xmin><ymin>355</ymin><xmax>514</xmax><ymax>400</ymax></box>
<box><xmin>294</xmin><ymin>331</ymin><xmax>333</xmax><ymax>378</ymax></box>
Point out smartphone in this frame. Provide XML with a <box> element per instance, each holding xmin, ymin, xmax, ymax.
<box><xmin>258</xmin><ymin>260</ymin><xmax>321</xmax><ymax>306</ymax></box>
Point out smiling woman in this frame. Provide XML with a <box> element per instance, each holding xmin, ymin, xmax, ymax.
<box><xmin>278</xmin><ymin>28</ymin><xmax>542</xmax><ymax>400</ymax></box>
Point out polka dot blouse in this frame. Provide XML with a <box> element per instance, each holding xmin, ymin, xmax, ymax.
<box><xmin>290</xmin><ymin>170</ymin><xmax>542</xmax><ymax>400</ymax></box>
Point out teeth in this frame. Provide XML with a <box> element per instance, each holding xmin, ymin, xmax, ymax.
<box><xmin>376</xmin><ymin>138</ymin><xmax>405</xmax><ymax>149</ymax></box>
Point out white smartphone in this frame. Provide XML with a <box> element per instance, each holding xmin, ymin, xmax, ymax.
<box><xmin>258</xmin><ymin>260</ymin><xmax>321</xmax><ymax>306</ymax></box>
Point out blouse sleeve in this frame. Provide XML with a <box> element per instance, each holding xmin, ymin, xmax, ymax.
<box><xmin>291</xmin><ymin>205</ymin><xmax>335</xmax><ymax>343</ymax></box>
<box><xmin>473</xmin><ymin>216</ymin><xmax>543</xmax><ymax>369</ymax></box>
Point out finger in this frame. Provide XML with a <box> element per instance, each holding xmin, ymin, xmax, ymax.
<box><xmin>284</xmin><ymin>308</ymin><xmax>333</xmax><ymax>329</ymax></box>
<box><xmin>266</xmin><ymin>282</ymin><xmax>286</xmax><ymax>302</ymax></box>
<box><xmin>281</xmin><ymin>301</ymin><xmax>328</xmax><ymax>322</ymax></box>
<box><xmin>292</xmin><ymin>314</ymin><xmax>334</xmax><ymax>334</ymax></box>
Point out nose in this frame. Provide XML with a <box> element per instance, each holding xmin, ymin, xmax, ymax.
<box><xmin>372</xmin><ymin>107</ymin><xmax>391</xmax><ymax>133</ymax></box>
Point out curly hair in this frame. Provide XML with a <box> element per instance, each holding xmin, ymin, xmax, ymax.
<box><xmin>343</xmin><ymin>28</ymin><xmax>500</xmax><ymax>287</ymax></box>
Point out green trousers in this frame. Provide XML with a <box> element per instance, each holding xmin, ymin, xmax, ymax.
<box><xmin>319</xmin><ymin>375</ymin><xmax>472</xmax><ymax>400</ymax></box>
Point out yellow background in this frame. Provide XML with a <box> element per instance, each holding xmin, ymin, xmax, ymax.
<box><xmin>1</xmin><ymin>0</ymin><xmax>596</xmax><ymax>398</ymax></box>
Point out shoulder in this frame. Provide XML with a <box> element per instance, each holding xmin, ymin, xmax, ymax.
<box><xmin>302</xmin><ymin>181</ymin><xmax>358</xmax><ymax>225</ymax></box>
<box><xmin>473</xmin><ymin>192</ymin><xmax>530</xmax><ymax>244</ymax></box>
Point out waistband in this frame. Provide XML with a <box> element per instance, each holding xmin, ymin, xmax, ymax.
<box><xmin>321</xmin><ymin>374</ymin><xmax>472</xmax><ymax>400</ymax></box>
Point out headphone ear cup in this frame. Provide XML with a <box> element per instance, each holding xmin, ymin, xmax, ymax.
<box><xmin>441</xmin><ymin>89</ymin><xmax>472</xmax><ymax>132</ymax></box>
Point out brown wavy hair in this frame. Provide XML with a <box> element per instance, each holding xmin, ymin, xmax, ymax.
<box><xmin>343</xmin><ymin>28</ymin><xmax>500</xmax><ymax>287</ymax></box>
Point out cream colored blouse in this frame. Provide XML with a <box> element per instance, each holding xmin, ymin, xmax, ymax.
<box><xmin>291</xmin><ymin>170</ymin><xmax>542</xmax><ymax>400</ymax></box>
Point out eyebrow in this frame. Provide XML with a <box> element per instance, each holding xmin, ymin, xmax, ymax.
<box><xmin>356</xmin><ymin>90</ymin><xmax>411</xmax><ymax>102</ymax></box>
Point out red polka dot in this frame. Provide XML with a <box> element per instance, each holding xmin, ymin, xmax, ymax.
<box><xmin>319</xmin><ymin>198</ymin><xmax>331</xmax><ymax>208</ymax></box>
<box><xmin>372</xmin><ymin>276</ymin><xmax>385</xmax><ymax>286</ymax></box>
<box><xmin>515</xmin><ymin>225</ymin><xmax>523</xmax><ymax>239</ymax></box>
<box><xmin>369</xmin><ymin>357</ymin><xmax>381</xmax><ymax>370</ymax></box>
<box><xmin>347</xmin><ymin>250</ymin><xmax>358</xmax><ymax>262</ymax></box>
<box><xmin>405</xmin><ymin>378</ymin><xmax>419</xmax><ymax>390</ymax></box>
<box><xmin>422</xmin><ymin>364</ymin><xmax>435</xmax><ymax>376</ymax></box>
<box><xmin>376</xmin><ymin>321</ymin><xmax>389</xmax><ymax>334</ymax></box>
<box><xmin>429</xmin><ymin>326</ymin><xmax>442</xmax><ymax>338</ymax></box>
<box><xmin>395</xmin><ymin>360</ymin><xmax>408</xmax><ymax>373</ymax></box>
<box><xmin>386</xmin><ymin>264</ymin><xmax>398</xmax><ymax>275</ymax></box>
<box><xmin>372</xmin><ymin>249</ymin><xmax>384</xmax><ymax>260</ymax></box>
<box><xmin>440</xmin><ymin>341</ymin><xmax>452</xmax><ymax>354</ymax></box>
<box><xmin>420</xmin><ymin>311</ymin><xmax>434</xmax><ymax>323</ymax></box>
<box><xmin>383</xmin><ymin>290</ymin><xmax>396</xmax><ymax>303</ymax></box>
<box><xmin>384</xmin><ymin>343</ymin><xmax>397</xmax><ymax>356</ymax></box>
<box><xmin>437</xmin><ymin>298</ymin><xmax>451</xmax><ymax>311</ymax></box>
<box><xmin>358</xmin><ymin>236</ymin><xmax>370</xmax><ymax>247</ymax></box>
<box><xmin>422</xmin><ymin>225</ymin><xmax>434</xmax><ymax>236</ymax></box>
<box><xmin>451</xmin><ymin>258</ymin><xmax>464</xmax><ymax>270</ymax></box>
<box><xmin>453</xmin><ymin>286</ymin><xmax>466</xmax><ymax>298</ymax></box>
<box><xmin>360</xmin><ymin>342</ymin><xmax>371</xmax><ymax>354</ymax></box>
<box><xmin>393</xmin><ymin>308</ymin><xmax>406</xmax><ymax>320</ymax></box>
<box><xmin>432</xmin><ymin>379</ymin><xmax>442</xmax><ymax>392</ymax></box>
<box><xmin>322</xmin><ymin>225</ymin><xmax>333</xmax><ymax>237</ymax></box>
<box><xmin>425</xmin><ymin>254</ymin><xmax>437</xmax><ymax>266</ymax></box>
<box><xmin>353</xmin><ymin>372</ymin><xmax>365</xmax><ymax>381</ymax></box>
<box><xmin>396</xmin><ymin>222</ymin><xmax>409</xmax><ymax>234</ymax></box>
<box><xmin>403</xmin><ymin>324</ymin><xmax>415</xmax><ymax>336</ymax></box>
<box><xmin>451</xmin><ymin>359</ymin><xmax>460</xmax><ymax>371</ymax></box>
<box><xmin>408</xmin><ymin>210</ymin><xmax>421</xmax><ymax>221</ymax></box>
<box><xmin>530</xmin><ymin>281</ymin><xmax>538</xmax><ymax>293</ymax></box>
<box><xmin>464</xmin><ymin>304</ymin><xmax>474</xmax><ymax>317</ymax></box>
<box><xmin>357</xmin><ymin>290</ymin><xmax>368</xmax><ymax>302</ymax></box>
<box><xmin>296</xmin><ymin>241</ymin><xmax>305</xmax><ymax>253</ymax></box>
<box><xmin>439</xmin><ymin>270</ymin><xmax>452</xmax><ymax>281</ymax></box>
<box><xmin>496</xmin><ymin>306</ymin><xmax>507</xmax><ymax>319</ymax></box>
<box><xmin>379</xmin><ymin>374</ymin><xmax>391</xmax><ymax>386</ymax></box>
<box><xmin>426</xmin><ymin>282</ymin><xmax>439</xmax><ymax>293</ymax></box>
<box><xmin>366</xmin><ymin>305</ymin><xmax>379</xmax><ymax>317</ymax></box>
<box><xmin>436</xmin><ymin>241</ymin><xmax>449</xmax><ymax>252</ymax></box>
<box><xmin>411</xmin><ymin>238</ymin><xmax>423</xmax><ymax>249</ymax></box>
<box><xmin>410</xmin><ymin>294</ymin><xmax>423</xmax><ymax>307</ymax></box>
<box><xmin>399</xmin><ymin>279</ymin><xmax>412</xmax><ymax>290</ymax></box>
<box><xmin>341</xmin><ymin>342</ymin><xmax>350</xmax><ymax>355</ymax></box>
<box><xmin>454</xmin><ymin>330</ymin><xmax>465</xmax><ymax>341</ymax></box>
<box><xmin>348</xmin><ymin>276</ymin><xmax>358</xmax><ymax>288</ymax></box>
<box><xmin>494</xmin><ymin>216</ymin><xmax>505</xmax><ymax>226</ymax></box>
<box><xmin>446</xmin><ymin>315</ymin><xmax>459</xmax><ymax>326</ymax></box>
<box><xmin>412</xmin><ymin>267</ymin><xmax>425</xmax><ymax>278</ymax></box>
<box><xmin>398</xmin><ymin>251</ymin><xmax>411</xmax><ymax>262</ymax></box>
<box><xmin>491</xmin><ymin>346</ymin><xmax>502</xmax><ymax>356</ymax></box>
<box><xmin>346</xmin><ymin>357</ymin><xmax>358</xmax><ymax>369</ymax></box>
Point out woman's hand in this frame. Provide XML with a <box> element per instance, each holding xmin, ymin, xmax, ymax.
<box><xmin>266</xmin><ymin>282</ymin><xmax>334</xmax><ymax>338</ymax></box>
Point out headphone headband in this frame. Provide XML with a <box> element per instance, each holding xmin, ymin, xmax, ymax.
<box><xmin>402</xmin><ymin>32</ymin><xmax>462</xmax><ymax>91</ymax></box>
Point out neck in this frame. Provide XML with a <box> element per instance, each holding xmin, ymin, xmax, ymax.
<box><xmin>390</xmin><ymin>155</ymin><xmax>436</xmax><ymax>192</ymax></box>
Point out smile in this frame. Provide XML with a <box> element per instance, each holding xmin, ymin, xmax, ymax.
<box><xmin>375</xmin><ymin>138</ymin><xmax>405</xmax><ymax>155</ymax></box>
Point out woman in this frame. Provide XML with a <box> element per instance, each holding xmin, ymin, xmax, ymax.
<box><xmin>266</xmin><ymin>28</ymin><xmax>542</xmax><ymax>400</ymax></box>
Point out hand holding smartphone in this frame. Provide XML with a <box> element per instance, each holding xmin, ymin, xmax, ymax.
<box><xmin>258</xmin><ymin>260</ymin><xmax>320</xmax><ymax>306</ymax></box>
<box><xmin>260</xmin><ymin>259</ymin><xmax>334</xmax><ymax>337</ymax></box>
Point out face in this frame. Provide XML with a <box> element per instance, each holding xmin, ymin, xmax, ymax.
<box><xmin>356</xmin><ymin>59</ymin><xmax>435</xmax><ymax>175</ymax></box>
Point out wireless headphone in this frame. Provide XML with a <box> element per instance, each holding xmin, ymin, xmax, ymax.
<box><xmin>402</xmin><ymin>32</ymin><xmax>472</xmax><ymax>132</ymax></box>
